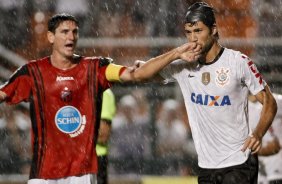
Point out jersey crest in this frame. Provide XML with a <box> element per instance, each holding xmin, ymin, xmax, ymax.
<box><xmin>215</xmin><ymin>67</ymin><xmax>230</xmax><ymax>87</ymax></box>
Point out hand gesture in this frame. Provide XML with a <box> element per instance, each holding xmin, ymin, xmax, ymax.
<box><xmin>241</xmin><ymin>134</ymin><xmax>262</xmax><ymax>154</ymax></box>
<box><xmin>176</xmin><ymin>42</ymin><xmax>202</xmax><ymax>62</ymax></box>
<box><xmin>128</xmin><ymin>60</ymin><xmax>146</xmax><ymax>73</ymax></box>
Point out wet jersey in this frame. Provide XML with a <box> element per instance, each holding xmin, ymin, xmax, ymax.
<box><xmin>1</xmin><ymin>56</ymin><xmax>112</xmax><ymax>179</ymax></box>
<box><xmin>259</xmin><ymin>94</ymin><xmax>282</xmax><ymax>181</ymax></box>
<box><xmin>160</xmin><ymin>48</ymin><xmax>266</xmax><ymax>168</ymax></box>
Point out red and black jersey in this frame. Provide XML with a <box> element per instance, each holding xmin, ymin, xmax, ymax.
<box><xmin>1</xmin><ymin>56</ymin><xmax>112</xmax><ymax>179</ymax></box>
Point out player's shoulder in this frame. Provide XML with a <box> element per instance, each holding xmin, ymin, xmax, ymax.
<box><xmin>27</xmin><ymin>56</ymin><xmax>49</xmax><ymax>65</ymax></box>
<box><xmin>224</xmin><ymin>48</ymin><xmax>252</xmax><ymax>63</ymax></box>
<box><xmin>21</xmin><ymin>56</ymin><xmax>50</xmax><ymax>73</ymax></box>
<box><xmin>83</xmin><ymin>56</ymin><xmax>113</xmax><ymax>66</ymax></box>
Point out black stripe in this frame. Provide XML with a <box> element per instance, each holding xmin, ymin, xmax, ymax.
<box><xmin>89</xmin><ymin>58</ymin><xmax>103</xmax><ymax>145</ymax></box>
<box><xmin>28</xmin><ymin>63</ymin><xmax>46</xmax><ymax>179</ymax></box>
<box><xmin>2</xmin><ymin>65</ymin><xmax>29</xmax><ymax>87</ymax></box>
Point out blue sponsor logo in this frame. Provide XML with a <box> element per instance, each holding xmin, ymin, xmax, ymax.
<box><xmin>191</xmin><ymin>93</ymin><xmax>231</xmax><ymax>106</ymax></box>
<box><xmin>55</xmin><ymin>106</ymin><xmax>82</xmax><ymax>134</ymax></box>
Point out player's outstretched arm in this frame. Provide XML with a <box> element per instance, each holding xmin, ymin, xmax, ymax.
<box><xmin>120</xmin><ymin>42</ymin><xmax>201</xmax><ymax>82</ymax></box>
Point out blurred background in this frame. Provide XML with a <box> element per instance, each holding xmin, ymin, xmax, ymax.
<box><xmin>0</xmin><ymin>0</ymin><xmax>282</xmax><ymax>183</ymax></box>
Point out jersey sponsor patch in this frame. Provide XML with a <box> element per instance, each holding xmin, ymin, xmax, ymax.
<box><xmin>55</xmin><ymin>106</ymin><xmax>86</xmax><ymax>137</ymax></box>
<box><xmin>191</xmin><ymin>93</ymin><xmax>231</xmax><ymax>106</ymax></box>
<box><xmin>215</xmin><ymin>67</ymin><xmax>230</xmax><ymax>87</ymax></box>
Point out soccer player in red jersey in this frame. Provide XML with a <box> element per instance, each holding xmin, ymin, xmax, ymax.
<box><xmin>0</xmin><ymin>13</ymin><xmax>200</xmax><ymax>183</ymax></box>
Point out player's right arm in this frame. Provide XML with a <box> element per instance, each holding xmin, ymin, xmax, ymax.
<box><xmin>0</xmin><ymin>64</ymin><xmax>32</xmax><ymax>105</ymax></box>
<box><xmin>119</xmin><ymin>42</ymin><xmax>201</xmax><ymax>82</ymax></box>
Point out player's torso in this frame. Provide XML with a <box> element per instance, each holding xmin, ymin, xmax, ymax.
<box><xmin>28</xmin><ymin>57</ymin><xmax>99</xmax><ymax>178</ymax></box>
<box><xmin>34</xmin><ymin>58</ymin><xmax>92</xmax><ymax>137</ymax></box>
<box><xmin>177</xmin><ymin>49</ymin><xmax>245</xmax><ymax>109</ymax></box>
<box><xmin>174</xmin><ymin>49</ymin><xmax>251</xmax><ymax>168</ymax></box>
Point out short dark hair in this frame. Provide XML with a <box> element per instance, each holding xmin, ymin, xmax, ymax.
<box><xmin>48</xmin><ymin>13</ymin><xmax>79</xmax><ymax>33</ymax></box>
<box><xmin>185</xmin><ymin>2</ymin><xmax>216</xmax><ymax>28</ymax></box>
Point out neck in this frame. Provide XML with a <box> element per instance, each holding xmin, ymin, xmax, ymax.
<box><xmin>50</xmin><ymin>54</ymin><xmax>77</xmax><ymax>70</ymax></box>
<box><xmin>204</xmin><ymin>43</ymin><xmax>222</xmax><ymax>64</ymax></box>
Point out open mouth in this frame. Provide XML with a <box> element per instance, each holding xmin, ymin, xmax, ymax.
<box><xmin>65</xmin><ymin>43</ymin><xmax>74</xmax><ymax>49</ymax></box>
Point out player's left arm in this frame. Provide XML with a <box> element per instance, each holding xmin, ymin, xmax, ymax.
<box><xmin>242</xmin><ymin>86</ymin><xmax>277</xmax><ymax>154</ymax></box>
<box><xmin>105</xmin><ymin>43</ymin><xmax>201</xmax><ymax>83</ymax></box>
<box><xmin>119</xmin><ymin>42</ymin><xmax>201</xmax><ymax>82</ymax></box>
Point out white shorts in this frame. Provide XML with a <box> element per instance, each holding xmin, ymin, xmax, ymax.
<box><xmin>27</xmin><ymin>174</ymin><xmax>96</xmax><ymax>184</ymax></box>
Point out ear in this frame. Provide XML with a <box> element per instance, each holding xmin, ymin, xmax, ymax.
<box><xmin>47</xmin><ymin>31</ymin><xmax>55</xmax><ymax>44</ymax></box>
<box><xmin>212</xmin><ymin>24</ymin><xmax>218</xmax><ymax>36</ymax></box>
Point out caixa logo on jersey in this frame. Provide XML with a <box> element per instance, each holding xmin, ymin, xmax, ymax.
<box><xmin>191</xmin><ymin>93</ymin><xmax>231</xmax><ymax>106</ymax></box>
<box><xmin>55</xmin><ymin>106</ymin><xmax>86</xmax><ymax>138</ymax></box>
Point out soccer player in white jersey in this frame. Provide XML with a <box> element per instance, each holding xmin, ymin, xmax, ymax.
<box><xmin>250</xmin><ymin>93</ymin><xmax>282</xmax><ymax>184</ymax></box>
<box><xmin>262</xmin><ymin>94</ymin><xmax>282</xmax><ymax>184</ymax></box>
<box><xmin>248</xmin><ymin>94</ymin><xmax>281</xmax><ymax>184</ymax></box>
<box><xmin>130</xmin><ymin>2</ymin><xmax>277</xmax><ymax>184</ymax></box>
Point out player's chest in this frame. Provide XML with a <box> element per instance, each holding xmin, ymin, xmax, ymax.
<box><xmin>181</xmin><ymin>64</ymin><xmax>240</xmax><ymax>94</ymax></box>
<box><xmin>40</xmin><ymin>69</ymin><xmax>88</xmax><ymax>99</ymax></box>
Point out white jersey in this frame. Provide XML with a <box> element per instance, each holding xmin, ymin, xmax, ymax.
<box><xmin>160</xmin><ymin>48</ymin><xmax>266</xmax><ymax>168</ymax></box>
<box><xmin>258</xmin><ymin>94</ymin><xmax>282</xmax><ymax>182</ymax></box>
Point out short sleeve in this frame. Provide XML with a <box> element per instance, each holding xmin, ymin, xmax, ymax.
<box><xmin>0</xmin><ymin>65</ymin><xmax>32</xmax><ymax>104</ymax></box>
<box><xmin>159</xmin><ymin>59</ymin><xmax>186</xmax><ymax>83</ymax></box>
<box><xmin>239</xmin><ymin>54</ymin><xmax>266</xmax><ymax>95</ymax></box>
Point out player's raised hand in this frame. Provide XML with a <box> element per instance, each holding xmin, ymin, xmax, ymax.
<box><xmin>176</xmin><ymin>42</ymin><xmax>201</xmax><ymax>62</ymax></box>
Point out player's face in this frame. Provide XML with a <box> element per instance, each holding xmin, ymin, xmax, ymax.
<box><xmin>184</xmin><ymin>21</ymin><xmax>216</xmax><ymax>56</ymax></box>
<box><xmin>48</xmin><ymin>20</ymin><xmax>79</xmax><ymax>58</ymax></box>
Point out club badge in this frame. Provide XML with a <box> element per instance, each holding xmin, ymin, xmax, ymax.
<box><xmin>215</xmin><ymin>67</ymin><xmax>230</xmax><ymax>87</ymax></box>
<box><xmin>202</xmin><ymin>72</ymin><xmax>210</xmax><ymax>85</ymax></box>
<box><xmin>61</xmin><ymin>87</ymin><xmax>72</xmax><ymax>102</ymax></box>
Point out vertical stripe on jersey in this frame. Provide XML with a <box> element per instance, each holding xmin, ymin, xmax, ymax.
<box><xmin>95</xmin><ymin>59</ymin><xmax>104</xmax><ymax>145</ymax></box>
<box><xmin>87</xmin><ymin>58</ymin><xmax>103</xmax><ymax>146</ymax></box>
<box><xmin>28</xmin><ymin>63</ymin><xmax>46</xmax><ymax>179</ymax></box>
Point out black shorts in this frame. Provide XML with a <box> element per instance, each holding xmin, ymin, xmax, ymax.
<box><xmin>97</xmin><ymin>155</ymin><xmax>108</xmax><ymax>184</ymax></box>
<box><xmin>198</xmin><ymin>154</ymin><xmax>258</xmax><ymax>184</ymax></box>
